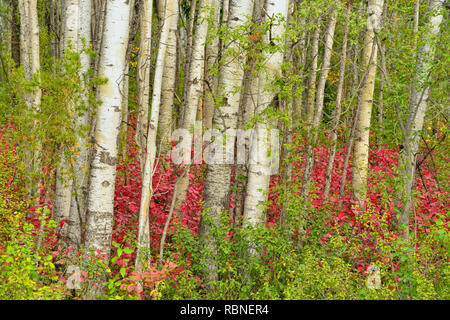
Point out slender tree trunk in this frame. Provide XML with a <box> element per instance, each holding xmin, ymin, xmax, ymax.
<box><xmin>178</xmin><ymin>0</ymin><xmax>197</xmax><ymax>124</ymax></box>
<box><xmin>301</xmin><ymin>6</ymin><xmax>337</xmax><ymax>198</ymax></box>
<box><xmin>174</xmin><ymin>0</ymin><xmax>211</xmax><ymax>214</ymax></box>
<box><xmin>399</xmin><ymin>0</ymin><xmax>444</xmax><ymax>233</ymax></box>
<box><xmin>136</xmin><ymin>0</ymin><xmax>153</xmax><ymax>171</ymax></box>
<box><xmin>54</xmin><ymin>0</ymin><xmax>80</xmax><ymax>243</ymax></box>
<box><xmin>135</xmin><ymin>0</ymin><xmax>175</xmax><ymax>282</ymax></box>
<box><xmin>120</xmin><ymin>0</ymin><xmax>139</xmax><ymax>159</ymax></box>
<box><xmin>19</xmin><ymin>0</ymin><xmax>42</xmax><ymax>203</ymax></box>
<box><xmin>83</xmin><ymin>0</ymin><xmax>132</xmax><ymax>298</ymax></box>
<box><xmin>279</xmin><ymin>0</ymin><xmax>295</xmax><ymax>227</ymax></box>
<box><xmin>158</xmin><ymin>0</ymin><xmax>179</xmax><ymax>155</ymax></box>
<box><xmin>19</xmin><ymin>0</ymin><xmax>41</xmax><ymax>109</ymax></box>
<box><xmin>243</xmin><ymin>0</ymin><xmax>288</xmax><ymax>230</ymax></box>
<box><xmin>92</xmin><ymin>0</ymin><xmax>107</xmax><ymax>79</ymax></box>
<box><xmin>351</xmin><ymin>0</ymin><xmax>384</xmax><ymax>205</ymax></box>
<box><xmin>202</xmin><ymin>0</ymin><xmax>221</xmax><ymax>131</ymax></box>
<box><xmin>199</xmin><ymin>0</ymin><xmax>255</xmax><ymax>282</ymax></box>
<box><xmin>67</xmin><ymin>0</ymin><xmax>93</xmax><ymax>253</ymax></box>
<box><xmin>324</xmin><ymin>3</ymin><xmax>351</xmax><ymax>198</ymax></box>
<box><xmin>304</xmin><ymin>21</ymin><xmax>321</xmax><ymax>131</ymax></box>
<box><xmin>233</xmin><ymin>0</ymin><xmax>264</xmax><ymax>227</ymax></box>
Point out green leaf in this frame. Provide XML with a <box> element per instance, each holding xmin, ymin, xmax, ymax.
<box><xmin>123</xmin><ymin>247</ymin><xmax>134</xmax><ymax>254</ymax></box>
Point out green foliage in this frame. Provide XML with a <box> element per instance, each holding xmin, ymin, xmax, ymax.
<box><xmin>0</xmin><ymin>209</ymin><xmax>65</xmax><ymax>300</ymax></box>
<box><xmin>158</xmin><ymin>196</ymin><xmax>449</xmax><ymax>300</ymax></box>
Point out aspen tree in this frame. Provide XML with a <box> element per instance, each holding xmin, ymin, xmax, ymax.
<box><xmin>136</xmin><ymin>0</ymin><xmax>153</xmax><ymax>170</ymax></box>
<box><xmin>158</xmin><ymin>0</ymin><xmax>179</xmax><ymax>155</ymax></box>
<box><xmin>120</xmin><ymin>0</ymin><xmax>139</xmax><ymax>159</ymax></box>
<box><xmin>174</xmin><ymin>0</ymin><xmax>211</xmax><ymax>213</ymax></box>
<box><xmin>92</xmin><ymin>0</ymin><xmax>107</xmax><ymax>79</ymax></box>
<box><xmin>201</xmin><ymin>0</ymin><xmax>221</xmax><ymax>131</ymax></box>
<box><xmin>135</xmin><ymin>0</ymin><xmax>175</xmax><ymax>278</ymax></box>
<box><xmin>351</xmin><ymin>0</ymin><xmax>384</xmax><ymax>204</ymax></box>
<box><xmin>301</xmin><ymin>6</ymin><xmax>337</xmax><ymax>198</ymax></box>
<box><xmin>279</xmin><ymin>0</ymin><xmax>295</xmax><ymax>227</ymax></box>
<box><xmin>304</xmin><ymin>21</ymin><xmax>321</xmax><ymax>131</ymax></box>
<box><xmin>324</xmin><ymin>2</ymin><xmax>351</xmax><ymax>197</ymax></box>
<box><xmin>199</xmin><ymin>0</ymin><xmax>255</xmax><ymax>282</ymax></box>
<box><xmin>233</xmin><ymin>0</ymin><xmax>263</xmax><ymax>226</ymax></box>
<box><xmin>83</xmin><ymin>0</ymin><xmax>132</xmax><ymax>266</ymax></box>
<box><xmin>18</xmin><ymin>0</ymin><xmax>41</xmax><ymax>114</ymax></box>
<box><xmin>67</xmin><ymin>0</ymin><xmax>92</xmax><ymax>251</ymax></box>
<box><xmin>243</xmin><ymin>0</ymin><xmax>288</xmax><ymax>228</ymax></box>
<box><xmin>399</xmin><ymin>0</ymin><xmax>444</xmax><ymax>232</ymax></box>
<box><xmin>54</xmin><ymin>0</ymin><xmax>81</xmax><ymax>242</ymax></box>
<box><xmin>19</xmin><ymin>0</ymin><xmax>41</xmax><ymax>203</ymax></box>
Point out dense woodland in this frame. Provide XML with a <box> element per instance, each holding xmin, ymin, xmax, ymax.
<box><xmin>0</xmin><ymin>0</ymin><xmax>448</xmax><ymax>300</ymax></box>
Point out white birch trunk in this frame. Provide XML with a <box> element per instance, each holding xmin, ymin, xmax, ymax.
<box><xmin>351</xmin><ymin>0</ymin><xmax>384</xmax><ymax>204</ymax></box>
<box><xmin>324</xmin><ymin>3</ymin><xmax>351</xmax><ymax>198</ymax></box>
<box><xmin>67</xmin><ymin>0</ymin><xmax>92</xmax><ymax>252</ymax></box>
<box><xmin>233</xmin><ymin>0</ymin><xmax>264</xmax><ymax>226</ymax></box>
<box><xmin>201</xmin><ymin>0</ymin><xmax>221</xmax><ymax>131</ymax></box>
<box><xmin>243</xmin><ymin>0</ymin><xmax>289</xmax><ymax>228</ymax></box>
<box><xmin>135</xmin><ymin>0</ymin><xmax>174</xmax><ymax>277</ymax></box>
<box><xmin>400</xmin><ymin>0</ymin><xmax>444</xmax><ymax>228</ymax></box>
<box><xmin>174</xmin><ymin>0</ymin><xmax>211</xmax><ymax>212</ymax></box>
<box><xmin>54</xmin><ymin>0</ymin><xmax>81</xmax><ymax>244</ymax></box>
<box><xmin>158</xmin><ymin>0</ymin><xmax>179</xmax><ymax>155</ymax></box>
<box><xmin>19</xmin><ymin>0</ymin><xmax>41</xmax><ymax>203</ymax></box>
<box><xmin>199</xmin><ymin>0</ymin><xmax>254</xmax><ymax>282</ymax></box>
<box><xmin>83</xmin><ymin>0</ymin><xmax>132</xmax><ymax>266</ymax></box>
<box><xmin>301</xmin><ymin>7</ymin><xmax>337</xmax><ymax>198</ymax></box>
<box><xmin>136</xmin><ymin>0</ymin><xmax>153</xmax><ymax>170</ymax></box>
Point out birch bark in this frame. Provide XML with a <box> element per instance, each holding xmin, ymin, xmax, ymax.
<box><xmin>324</xmin><ymin>3</ymin><xmax>351</xmax><ymax>197</ymax></box>
<box><xmin>174</xmin><ymin>0</ymin><xmax>211</xmax><ymax>213</ymax></box>
<box><xmin>83</xmin><ymin>0</ymin><xmax>132</xmax><ymax>268</ymax></box>
<box><xmin>243</xmin><ymin>0</ymin><xmax>288</xmax><ymax>228</ymax></box>
<box><xmin>400</xmin><ymin>0</ymin><xmax>444</xmax><ymax>231</ymax></box>
<box><xmin>351</xmin><ymin>0</ymin><xmax>384</xmax><ymax>204</ymax></box>
<box><xmin>135</xmin><ymin>0</ymin><xmax>175</xmax><ymax>277</ymax></box>
<box><xmin>158</xmin><ymin>0</ymin><xmax>179</xmax><ymax>155</ymax></box>
<box><xmin>301</xmin><ymin>7</ymin><xmax>337</xmax><ymax>198</ymax></box>
<box><xmin>199</xmin><ymin>0</ymin><xmax>255</xmax><ymax>281</ymax></box>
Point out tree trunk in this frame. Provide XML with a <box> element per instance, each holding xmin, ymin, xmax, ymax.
<box><xmin>83</xmin><ymin>0</ymin><xmax>132</xmax><ymax>298</ymax></box>
<box><xmin>233</xmin><ymin>0</ymin><xmax>264</xmax><ymax>226</ymax></box>
<box><xmin>67</xmin><ymin>0</ymin><xmax>93</xmax><ymax>253</ymax></box>
<box><xmin>201</xmin><ymin>0</ymin><xmax>221</xmax><ymax>131</ymax></box>
<box><xmin>174</xmin><ymin>0</ymin><xmax>211</xmax><ymax>214</ymax></box>
<box><xmin>135</xmin><ymin>0</ymin><xmax>175</xmax><ymax>282</ymax></box>
<box><xmin>19</xmin><ymin>0</ymin><xmax>42</xmax><ymax>203</ymax></box>
<box><xmin>92</xmin><ymin>0</ymin><xmax>107</xmax><ymax>79</ymax></box>
<box><xmin>301</xmin><ymin>6</ymin><xmax>337</xmax><ymax>198</ymax></box>
<box><xmin>399</xmin><ymin>0</ymin><xmax>444</xmax><ymax>233</ymax></box>
<box><xmin>136</xmin><ymin>0</ymin><xmax>153</xmax><ymax>171</ymax></box>
<box><xmin>243</xmin><ymin>0</ymin><xmax>288</xmax><ymax>230</ymax></box>
<box><xmin>304</xmin><ymin>21</ymin><xmax>321</xmax><ymax>131</ymax></box>
<box><xmin>199</xmin><ymin>0</ymin><xmax>255</xmax><ymax>283</ymax></box>
<box><xmin>54</xmin><ymin>0</ymin><xmax>82</xmax><ymax>246</ymax></box>
<box><xmin>351</xmin><ymin>0</ymin><xmax>384</xmax><ymax>205</ymax></box>
<box><xmin>158</xmin><ymin>0</ymin><xmax>179</xmax><ymax>156</ymax></box>
<box><xmin>324</xmin><ymin>3</ymin><xmax>351</xmax><ymax>198</ymax></box>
